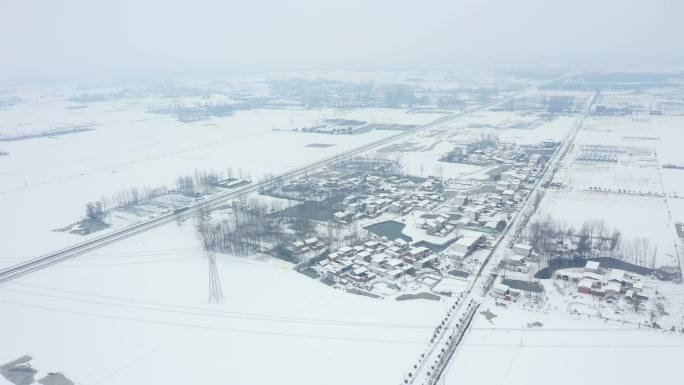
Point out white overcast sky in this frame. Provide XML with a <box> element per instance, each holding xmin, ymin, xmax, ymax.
<box><xmin>1</xmin><ymin>0</ymin><xmax>682</xmax><ymax>81</ymax></box>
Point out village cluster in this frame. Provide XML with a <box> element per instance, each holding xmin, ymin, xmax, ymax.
<box><xmin>332</xmin><ymin>175</ymin><xmax>444</xmax><ymax>224</ymax></box>
<box><xmin>442</xmin><ymin>137</ymin><xmax>557</xmax><ymax>167</ymax></box>
<box><xmin>277</xmin><ymin>140</ymin><xmax>562</xmax><ymax>297</ymax></box>
<box><xmin>558</xmin><ymin>260</ymin><xmax>654</xmax><ymax>301</ymax></box>
<box><xmin>494</xmin><ymin>258</ymin><xmax>654</xmax><ymax>302</ymax></box>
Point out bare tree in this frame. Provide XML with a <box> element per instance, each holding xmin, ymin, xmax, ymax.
<box><xmin>85</xmin><ymin>201</ymin><xmax>105</xmax><ymax>223</ymax></box>
<box><xmin>176</xmin><ymin>175</ymin><xmax>195</xmax><ymax>194</ymax></box>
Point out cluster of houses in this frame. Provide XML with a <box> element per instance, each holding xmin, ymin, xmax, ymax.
<box><xmin>503</xmin><ymin>243</ymin><xmax>534</xmax><ymax>273</ymax></box>
<box><xmin>269</xmin><ymin>143</ymin><xmax>561</xmax><ymax>296</ymax></box>
<box><xmin>288</xmin><ymin>237</ymin><xmax>326</xmax><ymax>255</ymax></box>
<box><xmin>438</xmin><ymin>143</ymin><xmax>557</xmax><ymax>235</ymax></box>
<box><xmin>444</xmin><ymin>141</ymin><xmax>557</xmax><ymax>169</ymax></box>
<box><xmin>314</xmin><ymin>228</ymin><xmax>490</xmax><ymax>292</ymax></box>
<box><xmin>316</xmin><ymin>239</ymin><xmax>439</xmax><ymax>287</ymax></box>
<box><xmin>440</xmin><ymin>194</ymin><xmax>510</xmax><ymax>234</ymax></box>
<box><xmin>492</xmin><ymin>149</ymin><xmax>554</xmax><ymax>191</ymax></box>
<box><xmin>493</xmin><ymin>94</ymin><xmax>582</xmax><ymax>114</ymax></box>
<box><xmin>265</xmin><ymin>160</ymin><xmax>449</xmax><ymax>226</ymax></box>
<box><xmin>451</xmin><ymin>234</ymin><xmax>486</xmax><ymax>257</ymax></box>
<box><xmin>556</xmin><ymin>260</ymin><xmax>653</xmax><ymax>301</ymax></box>
<box><xmin>270</xmin><ymin>159</ymin><xmax>405</xmax><ymax>202</ymax></box>
<box><xmin>333</xmin><ymin>176</ymin><xmax>444</xmax><ymax>223</ymax></box>
<box><xmin>443</xmin><ymin>142</ymin><xmax>515</xmax><ymax>167</ymax></box>
<box><xmin>277</xmin><ymin>174</ymin><xmax>356</xmax><ymax>200</ymax></box>
<box><xmin>299</xmin><ymin>119</ymin><xmax>368</xmax><ymax>135</ymax></box>
<box><xmin>420</xmin><ymin>214</ymin><xmax>454</xmax><ymax>237</ymax></box>
<box><xmin>492</xmin><ymin>282</ymin><xmax>523</xmax><ymax>302</ymax></box>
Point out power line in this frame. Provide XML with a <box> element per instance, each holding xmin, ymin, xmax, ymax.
<box><xmin>0</xmin><ymin>299</ymin><xmax>426</xmax><ymax>345</ymax></box>
<box><xmin>76</xmin><ymin>247</ymin><xmax>203</xmax><ymax>259</ymax></box>
<box><xmin>461</xmin><ymin>342</ymin><xmax>684</xmax><ymax>349</ymax></box>
<box><xmin>468</xmin><ymin>327</ymin><xmax>658</xmax><ymax>332</ymax></box>
<box><xmin>50</xmin><ymin>256</ymin><xmax>199</xmax><ymax>268</ymax></box>
<box><xmin>40</xmin><ymin>253</ymin><xmax>294</xmax><ymax>270</ymax></box>
<box><xmin>1</xmin><ymin>247</ymin><xmax>202</xmax><ymax>263</ymax></box>
<box><xmin>2</xmin><ymin>283</ymin><xmax>436</xmax><ymax>330</ymax></box>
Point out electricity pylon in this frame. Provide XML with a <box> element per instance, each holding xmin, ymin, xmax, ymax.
<box><xmin>206</xmin><ymin>250</ymin><xmax>224</xmax><ymax>303</ymax></box>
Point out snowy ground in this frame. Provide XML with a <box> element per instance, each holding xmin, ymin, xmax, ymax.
<box><xmin>0</xmin><ymin>93</ymin><xmax>445</xmax><ymax>268</ymax></box>
<box><xmin>671</xmin><ymin>198</ymin><xmax>684</xmax><ymax>226</ymax></box>
<box><xmin>443</xmin><ymin>295</ymin><xmax>684</xmax><ymax>385</ymax></box>
<box><xmin>533</xmin><ymin>190</ymin><xmax>677</xmax><ymax>268</ymax></box>
<box><xmin>4</xmin><ymin>78</ymin><xmax>683</xmax><ymax>385</ymax></box>
<box><xmin>529</xmin><ymin>102</ymin><xmax>684</xmax><ymax>269</ymax></box>
<box><xmin>0</xmin><ymin>221</ymin><xmax>447</xmax><ymax>385</ymax></box>
<box><xmin>372</xmin><ymin>109</ymin><xmax>578</xmax><ymax>181</ymax></box>
<box><xmin>441</xmin><ymin>110</ymin><xmax>577</xmax><ymax>145</ymax></box>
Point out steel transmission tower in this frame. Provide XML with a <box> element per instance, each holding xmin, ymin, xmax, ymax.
<box><xmin>206</xmin><ymin>250</ymin><xmax>224</xmax><ymax>303</ymax></box>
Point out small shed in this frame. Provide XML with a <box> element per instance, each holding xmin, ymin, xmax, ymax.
<box><xmin>584</xmin><ymin>260</ymin><xmax>600</xmax><ymax>273</ymax></box>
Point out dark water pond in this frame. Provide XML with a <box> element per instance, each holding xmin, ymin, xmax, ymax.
<box><xmin>271</xmin><ymin>195</ymin><xmax>344</xmax><ymax>221</ymax></box>
<box><xmin>535</xmin><ymin>257</ymin><xmax>654</xmax><ymax>279</ymax></box>
<box><xmin>396</xmin><ymin>292</ymin><xmax>441</xmax><ymax>301</ymax></box>
<box><xmin>365</xmin><ymin>220</ymin><xmax>457</xmax><ymax>252</ymax></box>
<box><xmin>364</xmin><ymin>220</ymin><xmax>412</xmax><ymax>242</ymax></box>
<box><xmin>502</xmin><ymin>278</ymin><xmax>544</xmax><ymax>293</ymax></box>
<box><xmin>414</xmin><ymin>238</ymin><xmax>457</xmax><ymax>253</ymax></box>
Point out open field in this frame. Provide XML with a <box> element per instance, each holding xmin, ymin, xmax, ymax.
<box><xmin>373</xmin><ymin>108</ymin><xmax>580</xmax><ymax>181</ymax></box>
<box><xmin>0</xmin><ymin>98</ymin><xmax>445</xmax><ymax>268</ymax></box>
<box><xmin>533</xmin><ymin>190</ymin><xmax>676</xmax><ymax>268</ymax></box>
<box><xmin>3</xmin><ymin>0</ymin><xmax>684</xmax><ymax>381</ymax></box>
<box><xmin>443</xmin><ymin>296</ymin><xmax>684</xmax><ymax>385</ymax></box>
<box><xmin>0</xmin><ymin>221</ymin><xmax>447</xmax><ymax>385</ymax></box>
<box><xmin>527</xmin><ymin>94</ymin><xmax>684</xmax><ymax>270</ymax></box>
<box><xmin>443</xmin><ymin>110</ymin><xmax>578</xmax><ymax>145</ymax></box>
<box><xmin>3</xmin><ymin>73</ymin><xmax>684</xmax><ymax>385</ymax></box>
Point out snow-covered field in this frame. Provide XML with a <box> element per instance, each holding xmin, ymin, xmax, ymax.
<box><xmin>0</xmin><ymin>93</ymin><xmax>445</xmax><ymax>267</ymax></box>
<box><xmin>3</xmin><ymin>78</ymin><xmax>684</xmax><ymax>385</ymax></box>
<box><xmin>662</xmin><ymin>169</ymin><xmax>684</xmax><ymax>197</ymax></box>
<box><xmin>444</xmin><ymin>296</ymin><xmax>684</xmax><ymax>385</ymax></box>
<box><xmin>372</xmin><ymin>109</ymin><xmax>579</xmax><ymax>181</ymax></box>
<box><xmin>555</xmin><ymin>161</ymin><xmax>662</xmax><ymax>193</ymax></box>
<box><xmin>440</xmin><ymin>87</ymin><xmax>684</xmax><ymax>385</ymax></box>
<box><xmin>0</xmin><ymin>221</ymin><xmax>447</xmax><ymax>385</ymax></box>
<box><xmin>671</xmin><ymin>198</ymin><xmax>684</xmax><ymax>226</ymax></box>
<box><xmin>530</xmin><ymin>102</ymin><xmax>684</xmax><ymax>269</ymax></box>
<box><xmin>443</xmin><ymin>110</ymin><xmax>577</xmax><ymax>145</ymax></box>
<box><xmin>377</xmin><ymin>137</ymin><xmax>485</xmax><ymax>179</ymax></box>
<box><xmin>533</xmin><ymin>190</ymin><xmax>677</xmax><ymax>268</ymax></box>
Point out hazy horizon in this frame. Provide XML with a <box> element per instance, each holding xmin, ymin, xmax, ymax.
<box><xmin>1</xmin><ymin>0</ymin><xmax>683</xmax><ymax>83</ymax></box>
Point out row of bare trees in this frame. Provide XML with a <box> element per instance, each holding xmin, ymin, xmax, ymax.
<box><xmin>506</xmin><ymin>189</ymin><xmax>545</xmax><ymax>248</ymax></box>
<box><xmin>83</xmin><ymin>168</ymin><xmax>245</xmax><ymax>223</ymax></box>
<box><xmin>192</xmin><ymin>193</ymin><xmax>372</xmax><ymax>264</ymax></box>
<box><xmin>174</xmin><ymin>169</ymin><xmax>222</xmax><ymax>195</ymax></box>
<box><xmin>523</xmin><ymin>216</ymin><xmax>658</xmax><ymax>269</ymax></box>
<box><xmin>194</xmin><ymin>198</ymin><xmax>290</xmax><ymax>257</ymax></box>
<box><xmin>84</xmin><ymin>185</ymin><xmax>169</xmax><ymax>223</ymax></box>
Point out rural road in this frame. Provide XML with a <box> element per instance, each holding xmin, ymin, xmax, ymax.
<box><xmin>0</xmin><ymin>75</ymin><xmax>574</xmax><ymax>285</ymax></box>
